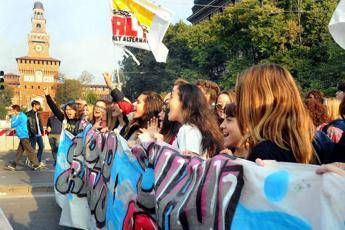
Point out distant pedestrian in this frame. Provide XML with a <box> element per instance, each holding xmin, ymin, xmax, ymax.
<box><xmin>26</xmin><ymin>100</ymin><xmax>45</xmax><ymax>166</ymax></box>
<box><xmin>5</xmin><ymin>105</ymin><xmax>40</xmax><ymax>171</ymax></box>
<box><xmin>46</xmin><ymin>114</ymin><xmax>62</xmax><ymax>166</ymax></box>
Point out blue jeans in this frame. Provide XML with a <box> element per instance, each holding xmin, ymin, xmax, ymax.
<box><xmin>30</xmin><ymin>136</ymin><xmax>44</xmax><ymax>163</ymax></box>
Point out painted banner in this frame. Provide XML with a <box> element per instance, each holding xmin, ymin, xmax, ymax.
<box><xmin>111</xmin><ymin>0</ymin><xmax>173</xmax><ymax>62</ymax></box>
<box><xmin>329</xmin><ymin>0</ymin><xmax>345</xmax><ymax>49</ymax></box>
<box><xmin>54</xmin><ymin>124</ymin><xmax>345</xmax><ymax>229</ymax></box>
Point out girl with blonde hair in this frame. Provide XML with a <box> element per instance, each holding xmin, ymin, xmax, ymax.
<box><xmin>236</xmin><ymin>64</ymin><xmax>316</xmax><ymax>164</ymax></box>
<box><xmin>325</xmin><ymin>97</ymin><xmax>341</xmax><ymax>121</ymax></box>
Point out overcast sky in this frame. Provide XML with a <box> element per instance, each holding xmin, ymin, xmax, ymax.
<box><xmin>0</xmin><ymin>0</ymin><xmax>193</xmax><ymax>83</ymax></box>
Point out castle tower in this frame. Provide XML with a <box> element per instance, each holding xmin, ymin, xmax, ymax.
<box><xmin>16</xmin><ymin>1</ymin><xmax>60</xmax><ymax>112</ymax></box>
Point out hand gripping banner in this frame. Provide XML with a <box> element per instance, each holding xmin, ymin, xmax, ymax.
<box><xmin>111</xmin><ymin>0</ymin><xmax>173</xmax><ymax>62</ymax></box>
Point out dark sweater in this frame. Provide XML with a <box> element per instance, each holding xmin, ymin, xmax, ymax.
<box><xmin>248</xmin><ymin>136</ymin><xmax>345</xmax><ymax>164</ymax></box>
<box><xmin>247</xmin><ymin>140</ymin><xmax>297</xmax><ymax>163</ymax></box>
<box><xmin>46</xmin><ymin>116</ymin><xmax>62</xmax><ymax>135</ymax></box>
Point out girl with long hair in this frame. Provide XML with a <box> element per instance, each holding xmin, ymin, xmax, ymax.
<box><xmin>215</xmin><ymin>90</ymin><xmax>236</xmax><ymax>123</ymax></box>
<box><xmin>325</xmin><ymin>98</ymin><xmax>341</xmax><ymax>121</ymax></box>
<box><xmin>139</xmin><ymin>94</ymin><xmax>181</xmax><ymax>145</ymax></box>
<box><xmin>123</xmin><ymin>91</ymin><xmax>163</xmax><ymax>142</ymax></box>
<box><xmin>102</xmin><ymin>101</ymin><xmax>129</xmax><ymax>135</ymax></box>
<box><xmin>168</xmin><ymin>83</ymin><xmax>223</xmax><ymax>158</ymax></box>
<box><xmin>90</xmin><ymin>100</ymin><xmax>108</xmax><ymax>131</ymax></box>
<box><xmin>236</xmin><ymin>64</ymin><xmax>316</xmax><ymax>163</ymax></box>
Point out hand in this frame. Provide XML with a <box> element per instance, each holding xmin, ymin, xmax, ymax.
<box><xmin>102</xmin><ymin>72</ymin><xmax>113</xmax><ymax>89</ymax></box>
<box><xmin>47</xmin><ymin>127</ymin><xmax>51</xmax><ymax>133</ymax></box>
<box><xmin>220</xmin><ymin>148</ymin><xmax>233</xmax><ymax>155</ymax></box>
<box><xmin>316</xmin><ymin>162</ymin><xmax>345</xmax><ymax>176</ymax></box>
<box><xmin>255</xmin><ymin>158</ymin><xmax>276</xmax><ymax>167</ymax></box>
<box><xmin>43</xmin><ymin>87</ymin><xmax>49</xmax><ymax>95</ymax></box>
<box><xmin>147</xmin><ymin>117</ymin><xmax>160</xmax><ymax>133</ymax></box>
<box><xmin>100</xmin><ymin>127</ymin><xmax>109</xmax><ymax>133</ymax></box>
<box><xmin>181</xmin><ymin>150</ymin><xmax>199</xmax><ymax>158</ymax></box>
<box><xmin>93</xmin><ymin>120</ymin><xmax>103</xmax><ymax>130</ymax></box>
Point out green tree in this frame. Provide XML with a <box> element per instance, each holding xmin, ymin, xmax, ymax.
<box><xmin>84</xmin><ymin>91</ymin><xmax>99</xmax><ymax>105</ymax></box>
<box><xmin>121</xmin><ymin>0</ymin><xmax>344</xmax><ymax>95</ymax></box>
<box><xmin>0</xmin><ymin>84</ymin><xmax>14</xmax><ymax>119</ymax></box>
<box><xmin>55</xmin><ymin>79</ymin><xmax>82</xmax><ymax>105</ymax></box>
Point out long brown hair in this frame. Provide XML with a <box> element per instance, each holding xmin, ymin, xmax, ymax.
<box><xmin>124</xmin><ymin>91</ymin><xmax>163</xmax><ymax>139</ymax></box>
<box><xmin>178</xmin><ymin>83</ymin><xmax>223</xmax><ymax>157</ymax></box>
<box><xmin>236</xmin><ymin>64</ymin><xmax>315</xmax><ymax>163</ymax></box>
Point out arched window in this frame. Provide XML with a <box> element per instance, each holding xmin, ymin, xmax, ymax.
<box><xmin>36</xmin><ymin>23</ymin><xmax>41</xmax><ymax>29</ymax></box>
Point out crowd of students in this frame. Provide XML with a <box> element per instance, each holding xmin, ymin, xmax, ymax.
<box><xmin>5</xmin><ymin>63</ymin><xmax>345</xmax><ymax>175</ymax></box>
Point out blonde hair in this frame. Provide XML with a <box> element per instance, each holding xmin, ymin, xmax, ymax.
<box><xmin>325</xmin><ymin>98</ymin><xmax>341</xmax><ymax>120</ymax></box>
<box><xmin>236</xmin><ymin>64</ymin><xmax>315</xmax><ymax>164</ymax></box>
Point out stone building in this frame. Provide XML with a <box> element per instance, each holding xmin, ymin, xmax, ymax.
<box><xmin>3</xmin><ymin>73</ymin><xmax>20</xmax><ymax>105</ymax></box>
<box><xmin>16</xmin><ymin>1</ymin><xmax>60</xmax><ymax>112</ymax></box>
<box><xmin>82</xmin><ymin>85</ymin><xmax>111</xmax><ymax>101</ymax></box>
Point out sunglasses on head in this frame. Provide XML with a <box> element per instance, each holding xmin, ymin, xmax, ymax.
<box><xmin>94</xmin><ymin>105</ymin><xmax>106</xmax><ymax>111</ymax></box>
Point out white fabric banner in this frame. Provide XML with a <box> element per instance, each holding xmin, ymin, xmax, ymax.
<box><xmin>329</xmin><ymin>0</ymin><xmax>345</xmax><ymax>49</ymax></box>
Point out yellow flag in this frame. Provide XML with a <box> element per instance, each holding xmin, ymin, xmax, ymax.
<box><xmin>111</xmin><ymin>0</ymin><xmax>173</xmax><ymax>62</ymax></box>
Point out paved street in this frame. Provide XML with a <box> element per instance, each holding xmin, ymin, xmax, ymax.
<box><xmin>0</xmin><ymin>151</ymin><xmax>75</xmax><ymax>229</ymax></box>
<box><xmin>0</xmin><ymin>193</ymin><xmax>66</xmax><ymax>230</ymax></box>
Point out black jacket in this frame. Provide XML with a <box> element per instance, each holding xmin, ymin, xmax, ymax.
<box><xmin>26</xmin><ymin>110</ymin><xmax>44</xmax><ymax>137</ymax></box>
<box><xmin>47</xmin><ymin>116</ymin><xmax>62</xmax><ymax>135</ymax></box>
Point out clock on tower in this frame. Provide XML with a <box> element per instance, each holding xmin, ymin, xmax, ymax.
<box><xmin>35</xmin><ymin>44</ymin><xmax>43</xmax><ymax>53</ymax></box>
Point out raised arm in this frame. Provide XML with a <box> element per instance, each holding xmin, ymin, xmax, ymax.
<box><xmin>44</xmin><ymin>88</ymin><xmax>64</xmax><ymax>122</ymax></box>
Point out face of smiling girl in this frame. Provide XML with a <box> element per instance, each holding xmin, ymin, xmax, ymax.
<box><xmin>220</xmin><ymin>116</ymin><xmax>242</xmax><ymax>149</ymax></box>
<box><xmin>133</xmin><ymin>94</ymin><xmax>147</xmax><ymax>119</ymax></box>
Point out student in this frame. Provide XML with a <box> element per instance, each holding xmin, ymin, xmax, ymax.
<box><xmin>139</xmin><ymin>95</ymin><xmax>181</xmax><ymax>145</ymax></box>
<box><xmin>215</xmin><ymin>90</ymin><xmax>236</xmax><ymax>122</ymax></box>
<box><xmin>123</xmin><ymin>91</ymin><xmax>163</xmax><ymax>143</ymax></box>
<box><xmin>220</xmin><ymin>103</ymin><xmax>247</xmax><ymax>158</ymax></box>
<box><xmin>168</xmin><ymin>83</ymin><xmax>223</xmax><ymax>158</ymax></box>
<box><xmin>90</xmin><ymin>100</ymin><xmax>108</xmax><ymax>131</ymax></box>
<box><xmin>324</xmin><ymin>98</ymin><xmax>341</xmax><ymax>121</ymax></box>
<box><xmin>46</xmin><ymin>113</ymin><xmax>62</xmax><ymax>166</ymax></box>
<box><xmin>304</xmin><ymin>98</ymin><xmax>329</xmax><ymax>127</ymax></box>
<box><xmin>196</xmin><ymin>79</ymin><xmax>220</xmax><ymax>108</ymax></box>
<box><xmin>44</xmin><ymin>88</ymin><xmax>83</xmax><ymax>136</ymax></box>
<box><xmin>236</xmin><ymin>64</ymin><xmax>316</xmax><ymax>163</ymax></box>
<box><xmin>305</xmin><ymin>90</ymin><xmax>324</xmax><ymax>104</ymax></box>
<box><xmin>5</xmin><ymin>105</ymin><xmax>40</xmax><ymax>171</ymax></box>
<box><xmin>26</xmin><ymin>100</ymin><xmax>45</xmax><ymax>165</ymax></box>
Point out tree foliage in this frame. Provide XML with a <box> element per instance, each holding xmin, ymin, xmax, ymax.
<box><xmin>56</xmin><ymin>79</ymin><xmax>82</xmax><ymax>105</ymax></box>
<box><xmin>122</xmin><ymin>0</ymin><xmax>344</xmax><ymax>97</ymax></box>
<box><xmin>0</xmin><ymin>84</ymin><xmax>14</xmax><ymax>119</ymax></box>
<box><xmin>84</xmin><ymin>91</ymin><xmax>99</xmax><ymax>105</ymax></box>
